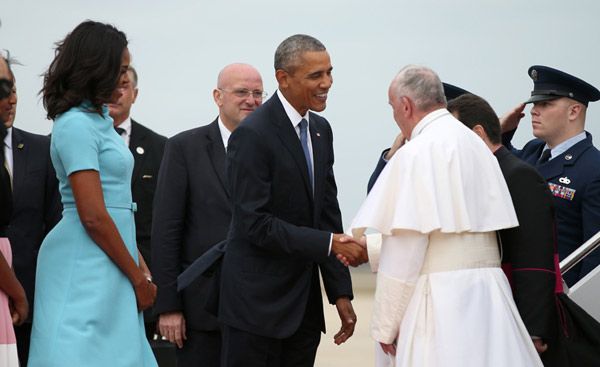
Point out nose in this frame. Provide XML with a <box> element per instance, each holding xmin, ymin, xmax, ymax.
<box><xmin>321</xmin><ymin>74</ymin><xmax>333</xmax><ymax>89</ymax></box>
<box><xmin>530</xmin><ymin>104</ymin><xmax>538</xmax><ymax>116</ymax></box>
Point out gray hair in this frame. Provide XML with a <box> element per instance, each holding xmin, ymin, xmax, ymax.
<box><xmin>274</xmin><ymin>34</ymin><xmax>326</xmax><ymax>72</ymax></box>
<box><xmin>1</xmin><ymin>49</ymin><xmax>21</xmax><ymax>76</ymax></box>
<box><xmin>391</xmin><ymin>65</ymin><xmax>446</xmax><ymax>111</ymax></box>
<box><xmin>127</xmin><ymin>65</ymin><xmax>138</xmax><ymax>88</ymax></box>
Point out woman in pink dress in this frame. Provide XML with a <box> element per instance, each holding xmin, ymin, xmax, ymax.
<box><xmin>0</xmin><ymin>61</ymin><xmax>29</xmax><ymax>367</ymax></box>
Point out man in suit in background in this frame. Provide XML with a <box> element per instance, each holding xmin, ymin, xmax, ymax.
<box><xmin>501</xmin><ymin>66</ymin><xmax>600</xmax><ymax>286</ymax></box>
<box><xmin>218</xmin><ymin>34</ymin><xmax>363</xmax><ymax>367</ymax></box>
<box><xmin>448</xmin><ymin>93</ymin><xmax>563</xmax><ymax>366</ymax></box>
<box><xmin>2</xmin><ymin>52</ymin><xmax>62</xmax><ymax>367</ymax></box>
<box><xmin>152</xmin><ymin>63</ymin><xmax>264</xmax><ymax>366</ymax></box>
<box><xmin>108</xmin><ymin>65</ymin><xmax>167</xmax><ymax>338</ymax></box>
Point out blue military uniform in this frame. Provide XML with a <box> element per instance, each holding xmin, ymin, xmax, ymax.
<box><xmin>504</xmin><ymin>132</ymin><xmax>600</xmax><ymax>286</ymax></box>
<box><xmin>503</xmin><ymin>65</ymin><xmax>600</xmax><ymax>286</ymax></box>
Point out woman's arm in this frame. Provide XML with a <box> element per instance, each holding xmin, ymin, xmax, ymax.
<box><xmin>69</xmin><ymin>170</ymin><xmax>156</xmax><ymax>311</ymax></box>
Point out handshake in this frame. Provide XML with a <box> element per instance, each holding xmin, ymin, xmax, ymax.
<box><xmin>332</xmin><ymin>234</ymin><xmax>368</xmax><ymax>267</ymax></box>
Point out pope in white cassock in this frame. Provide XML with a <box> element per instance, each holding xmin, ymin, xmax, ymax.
<box><xmin>348</xmin><ymin>66</ymin><xmax>543</xmax><ymax>366</ymax></box>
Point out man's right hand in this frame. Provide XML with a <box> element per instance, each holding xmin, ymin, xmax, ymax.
<box><xmin>158</xmin><ymin>311</ymin><xmax>187</xmax><ymax>348</ymax></box>
<box><xmin>332</xmin><ymin>234</ymin><xmax>368</xmax><ymax>267</ymax></box>
<box><xmin>384</xmin><ymin>133</ymin><xmax>406</xmax><ymax>161</ymax></box>
<box><xmin>500</xmin><ymin>103</ymin><xmax>526</xmax><ymax>133</ymax></box>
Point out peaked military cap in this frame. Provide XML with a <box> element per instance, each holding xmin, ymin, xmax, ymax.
<box><xmin>525</xmin><ymin>65</ymin><xmax>600</xmax><ymax>106</ymax></box>
<box><xmin>443</xmin><ymin>82</ymin><xmax>470</xmax><ymax>102</ymax></box>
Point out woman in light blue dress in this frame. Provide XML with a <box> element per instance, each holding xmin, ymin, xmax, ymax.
<box><xmin>28</xmin><ymin>21</ymin><xmax>157</xmax><ymax>367</ymax></box>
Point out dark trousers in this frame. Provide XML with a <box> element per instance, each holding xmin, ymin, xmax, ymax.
<box><xmin>14</xmin><ymin>322</ymin><xmax>32</xmax><ymax>367</ymax></box>
<box><xmin>221</xmin><ymin>320</ymin><xmax>321</xmax><ymax>367</ymax></box>
<box><xmin>176</xmin><ymin>329</ymin><xmax>221</xmax><ymax>367</ymax></box>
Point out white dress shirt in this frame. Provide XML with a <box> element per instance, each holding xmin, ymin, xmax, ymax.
<box><xmin>217</xmin><ymin>117</ymin><xmax>232</xmax><ymax>151</ymax></box>
<box><xmin>3</xmin><ymin>126</ymin><xmax>13</xmax><ymax>176</ymax></box>
<box><xmin>115</xmin><ymin>117</ymin><xmax>132</xmax><ymax>147</ymax></box>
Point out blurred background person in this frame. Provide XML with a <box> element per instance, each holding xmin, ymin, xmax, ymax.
<box><xmin>28</xmin><ymin>21</ymin><xmax>157</xmax><ymax>366</ymax></box>
<box><xmin>152</xmin><ymin>63</ymin><xmax>264</xmax><ymax>367</ymax></box>
<box><xmin>0</xmin><ymin>51</ymin><xmax>28</xmax><ymax>367</ymax></box>
<box><xmin>109</xmin><ymin>65</ymin><xmax>166</xmax><ymax>342</ymax></box>
<box><xmin>0</xmin><ymin>50</ymin><xmax>61</xmax><ymax>367</ymax></box>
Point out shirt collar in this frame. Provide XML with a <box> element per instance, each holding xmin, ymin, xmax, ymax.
<box><xmin>217</xmin><ymin>117</ymin><xmax>232</xmax><ymax>150</ymax></box>
<box><xmin>116</xmin><ymin>117</ymin><xmax>132</xmax><ymax>136</ymax></box>
<box><xmin>277</xmin><ymin>90</ymin><xmax>309</xmax><ymax>128</ymax></box>
<box><xmin>544</xmin><ymin>131</ymin><xmax>587</xmax><ymax>159</ymax></box>
<box><xmin>4</xmin><ymin>127</ymin><xmax>12</xmax><ymax>149</ymax></box>
<box><xmin>410</xmin><ymin>108</ymin><xmax>449</xmax><ymax>140</ymax></box>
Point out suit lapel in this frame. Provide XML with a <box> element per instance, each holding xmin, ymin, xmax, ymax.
<box><xmin>309</xmin><ymin>116</ymin><xmax>324</xmax><ymax>207</ymax></box>
<box><xmin>11</xmin><ymin>128</ymin><xmax>27</xmax><ymax>200</ymax></box>
<box><xmin>537</xmin><ymin>137</ymin><xmax>591</xmax><ymax>180</ymax></box>
<box><xmin>270</xmin><ymin>95</ymin><xmax>313</xmax><ymax>200</ymax></box>
<box><xmin>206</xmin><ymin>119</ymin><xmax>229</xmax><ymax>197</ymax></box>
<box><xmin>129</xmin><ymin>120</ymin><xmax>146</xmax><ymax>186</ymax></box>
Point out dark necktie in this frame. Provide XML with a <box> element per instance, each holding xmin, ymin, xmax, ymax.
<box><xmin>299</xmin><ymin>119</ymin><xmax>314</xmax><ymax>191</ymax></box>
<box><xmin>538</xmin><ymin>149</ymin><xmax>551</xmax><ymax>165</ymax></box>
<box><xmin>115</xmin><ymin>127</ymin><xmax>126</xmax><ymax>136</ymax></box>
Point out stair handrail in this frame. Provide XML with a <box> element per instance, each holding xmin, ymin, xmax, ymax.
<box><xmin>560</xmin><ymin>231</ymin><xmax>600</xmax><ymax>275</ymax></box>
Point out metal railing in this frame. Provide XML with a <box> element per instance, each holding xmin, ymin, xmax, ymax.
<box><xmin>560</xmin><ymin>231</ymin><xmax>600</xmax><ymax>275</ymax></box>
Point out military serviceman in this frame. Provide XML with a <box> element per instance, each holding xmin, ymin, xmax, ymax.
<box><xmin>501</xmin><ymin>65</ymin><xmax>600</xmax><ymax>286</ymax></box>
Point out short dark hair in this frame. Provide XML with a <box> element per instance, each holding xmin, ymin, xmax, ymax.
<box><xmin>447</xmin><ymin>94</ymin><xmax>501</xmax><ymax>144</ymax></box>
<box><xmin>274</xmin><ymin>34</ymin><xmax>325</xmax><ymax>72</ymax></box>
<box><xmin>41</xmin><ymin>20</ymin><xmax>128</xmax><ymax>120</ymax></box>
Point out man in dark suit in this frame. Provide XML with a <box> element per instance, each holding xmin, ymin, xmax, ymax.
<box><xmin>2</xmin><ymin>53</ymin><xmax>62</xmax><ymax>366</ymax></box>
<box><xmin>501</xmin><ymin>65</ymin><xmax>600</xmax><ymax>286</ymax></box>
<box><xmin>152</xmin><ymin>63</ymin><xmax>265</xmax><ymax>366</ymax></box>
<box><xmin>108</xmin><ymin>65</ymin><xmax>167</xmax><ymax>339</ymax></box>
<box><xmin>448</xmin><ymin>93</ymin><xmax>563</xmax><ymax>366</ymax></box>
<box><xmin>219</xmin><ymin>34</ymin><xmax>363</xmax><ymax>367</ymax></box>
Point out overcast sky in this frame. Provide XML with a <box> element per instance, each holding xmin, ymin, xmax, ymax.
<box><xmin>2</xmin><ymin>0</ymin><xmax>600</xmax><ymax>227</ymax></box>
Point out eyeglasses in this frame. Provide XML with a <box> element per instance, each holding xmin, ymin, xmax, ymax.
<box><xmin>218</xmin><ymin>88</ymin><xmax>268</xmax><ymax>100</ymax></box>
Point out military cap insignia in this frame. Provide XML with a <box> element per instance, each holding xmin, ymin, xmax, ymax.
<box><xmin>530</xmin><ymin>69</ymin><xmax>538</xmax><ymax>81</ymax></box>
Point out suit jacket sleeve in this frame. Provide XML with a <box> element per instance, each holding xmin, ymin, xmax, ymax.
<box><xmin>316</xmin><ymin>123</ymin><xmax>353</xmax><ymax>303</ymax></box>
<box><xmin>43</xmin><ymin>143</ymin><xmax>62</xmax><ymax>232</ymax></box>
<box><xmin>152</xmin><ymin>138</ymin><xmax>188</xmax><ymax>314</ymax></box>
<box><xmin>367</xmin><ymin>149</ymin><xmax>390</xmax><ymax>193</ymax></box>
<box><xmin>227</xmin><ymin>125</ymin><xmax>330</xmax><ymax>262</ymax></box>
<box><xmin>502</xmin><ymin>164</ymin><xmax>556</xmax><ymax>339</ymax></box>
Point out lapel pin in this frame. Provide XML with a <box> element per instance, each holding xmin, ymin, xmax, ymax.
<box><xmin>136</xmin><ymin>146</ymin><xmax>145</xmax><ymax>155</ymax></box>
<box><xmin>17</xmin><ymin>143</ymin><xmax>24</xmax><ymax>149</ymax></box>
<box><xmin>564</xmin><ymin>154</ymin><xmax>573</xmax><ymax>160</ymax></box>
<box><xmin>316</xmin><ymin>132</ymin><xmax>320</xmax><ymax>137</ymax></box>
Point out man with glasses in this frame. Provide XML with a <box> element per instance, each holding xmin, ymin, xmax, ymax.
<box><xmin>501</xmin><ymin>66</ymin><xmax>600</xmax><ymax>286</ymax></box>
<box><xmin>152</xmin><ymin>63</ymin><xmax>264</xmax><ymax>367</ymax></box>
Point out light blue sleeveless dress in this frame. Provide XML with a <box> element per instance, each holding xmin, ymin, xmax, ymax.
<box><xmin>28</xmin><ymin>102</ymin><xmax>157</xmax><ymax>367</ymax></box>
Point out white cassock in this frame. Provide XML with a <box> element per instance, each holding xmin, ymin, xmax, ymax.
<box><xmin>349</xmin><ymin>109</ymin><xmax>543</xmax><ymax>367</ymax></box>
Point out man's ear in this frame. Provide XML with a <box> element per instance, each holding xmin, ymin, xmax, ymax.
<box><xmin>568</xmin><ymin>103</ymin><xmax>583</xmax><ymax>121</ymax></box>
<box><xmin>132</xmin><ymin>88</ymin><xmax>139</xmax><ymax>104</ymax></box>
<box><xmin>472</xmin><ymin>124</ymin><xmax>487</xmax><ymax>140</ymax></box>
<box><xmin>212</xmin><ymin>88</ymin><xmax>223</xmax><ymax>107</ymax></box>
<box><xmin>275</xmin><ymin>69</ymin><xmax>289</xmax><ymax>90</ymax></box>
